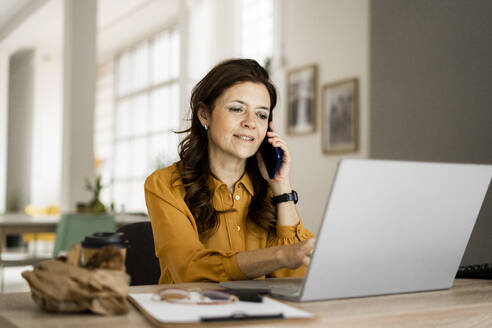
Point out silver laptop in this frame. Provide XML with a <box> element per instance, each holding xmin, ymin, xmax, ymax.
<box><xmin>221</xmin><ymin>159</ymin><xmax>492</xmax><ymax>301</ymax></box>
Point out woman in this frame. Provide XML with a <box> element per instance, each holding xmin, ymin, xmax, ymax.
<box><xmin>145</xmin><ymin>58</ymin><xmax>315</xmax><ymax>284</ymax></box>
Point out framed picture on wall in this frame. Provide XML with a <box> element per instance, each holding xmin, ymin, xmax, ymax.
<box><xmin>322</xmin><ymin>77</ymin><xmax>359</xmax><ymax>154</ymax></box>
<box><xmin>286</xmin><ymin>64</ymin><xmax>317</xmax><ymax>135</ymax></box>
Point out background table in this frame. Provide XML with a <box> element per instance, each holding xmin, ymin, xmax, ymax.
<box><xmin>0</xmin><ymin>213</ymin><xmax>148</xmax><ymax>267</ymax></box>
<box><xmin>0</xmin><ymin>279</ymin><xmax>491</xmax><ymax>327</ymax></box>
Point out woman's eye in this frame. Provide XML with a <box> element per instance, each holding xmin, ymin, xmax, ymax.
<box><xmin>229</xmin><ymin>107</ymin><xmax>243</xmax><ymax>112</ymax></box>
<box><xmin>257</xmin><ymin>112</ymin><xmax>269</xmax><ymax>120</ymax></box>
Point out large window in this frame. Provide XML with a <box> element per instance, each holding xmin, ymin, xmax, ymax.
<box><xmin>95</xmin><ymin>28</ymin><xmax>181</xmax><ymax>212</ymax></box>
<box><xmin>240</xmin><ymin>0</ymin><xmax>274</xmax><ymax>66</ymax></box>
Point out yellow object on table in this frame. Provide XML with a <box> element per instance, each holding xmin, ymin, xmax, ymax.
<box><xmin>23</xmin><ymin>233</ymin><xmax>55</xmax><ymax>243</ymax></box>
<box><xmin>22</xmin><ymin>204</ymin><xmax>60</xmax><ymax>243</ymax></box>
<box><xmin>24</xmin><ymin>204</ymin><xmax>60</xmax><ymax>216</ymax></box>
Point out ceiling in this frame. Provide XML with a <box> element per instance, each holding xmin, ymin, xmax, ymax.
<box><xmin>0</xmin><ymin>0</ymin><xmax>180</xmax><ymax>62</ymax></box>
<box><xmin>0</xmin><ymin>0</ymin><xmax>35</xmax><ymax>34</ymax></box>
<box><xmin>0</xmin><ymin>0</ymin><xmax>48</xmax><ymax>43</ymax></box>
<box><xmin>98</xmin><ymin>0</ymin><xmax>180</xmax><ymax>62</ymax></box>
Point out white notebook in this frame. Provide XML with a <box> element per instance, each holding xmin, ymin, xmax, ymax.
<box><xmin>129</xmin><ymin>292</ymin><xmax>314</xmax><ymax>324</ymax></box>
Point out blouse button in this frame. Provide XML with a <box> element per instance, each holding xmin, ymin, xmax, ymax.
<box><xmin>234</xmin><ymin>195</ymin><xmax>240</xmax><ymax>201</ymax></box>
<box><xmin>236</xmin><ymin>225</ymin><xmax>241</xmax><ymax>231</ymax></box>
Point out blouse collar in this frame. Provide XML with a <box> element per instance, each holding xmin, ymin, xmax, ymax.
<box><xmin>209</xmin><ymin>171</ymin><xmax>255</xmax><ymax>196</ymax></box>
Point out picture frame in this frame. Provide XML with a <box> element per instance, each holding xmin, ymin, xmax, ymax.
<box><xmin>321</xmin><ymin>77</ymin><xmax>359</xmax><ymax>154</ymax></box>
<box><xmin>286</xmin><ymin>64</ymin><xmax>317</xmax><ymax>135</ymax></box>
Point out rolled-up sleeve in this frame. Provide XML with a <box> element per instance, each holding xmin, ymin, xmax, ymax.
<box><xmin>145</xmin><ymin>175</ymin><xmax>248</xmax><ymax>283</ymax></box>
<box><xmin>267</xmin><ymin>221</ymin><xmax>314</xmax><ymax>246</ymax></box>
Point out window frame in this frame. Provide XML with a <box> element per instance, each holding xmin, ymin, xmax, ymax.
<box><xmin>102</xmin><ymin>24</ymin><xmax>181</xmax><ymax>212</ymax></box>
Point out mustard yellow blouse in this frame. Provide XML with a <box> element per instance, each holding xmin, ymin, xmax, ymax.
<box><xmin>144</xmin><ymin>162</ymin><xmax>314</xmax><ymax>284</ymax></box>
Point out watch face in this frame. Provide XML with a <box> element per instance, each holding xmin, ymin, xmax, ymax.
<box><xmin>292</xmin><ymin>191</ymin><xmax>298</xmax><ymax>203</ymax></box>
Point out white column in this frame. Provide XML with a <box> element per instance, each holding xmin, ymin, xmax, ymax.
<box><xmin>0</xmin><ymin>53</ymin><xmax>8</xmax><ymax>213</ymax></box>
<box><xmin>6</xmin><ymin>49</ymin><xmax>35</xmax><ymax>212</ymax></box>
<box><xmin>60</xmin><ymin>0</ymin><xmax>97</xmax><ymax>212</ymax></box>
<box><xmin>178</xmin><ymin>0</ymin><xmax>190</xmax><ymax>129</ymax></box>
<box><xmin>31</xmin><ymin>53</ymin><xmax>63</xmax><ymax>207</ymax></box>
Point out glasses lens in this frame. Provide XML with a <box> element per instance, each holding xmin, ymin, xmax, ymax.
<box><xmin>154</xmin><ymin>288</ymin><xmax>237</xmax><ymax>304</ymax></box>
<box><xmin>202</xmin><ymin>289</ymin><xmax>233</xmax><ymax>301</ymax></box>
<box><xmin>159</xmin><ymin>288</ymin><xmax>189</xmax><ymax>301</ymax></box>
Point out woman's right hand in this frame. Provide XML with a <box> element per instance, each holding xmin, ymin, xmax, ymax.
<box><xmin>277</xmin><ymin>238</ymin><xmax>316</xmax><ymax>269</ymax></box>
<box><xmin>256</xmin><ymin>122</ymin><xmax>293</xmax><ymax>196</ymax></box>
<box><xmin>236</xmin><ymin>238</ymin><xmax>316</xmax><ymax>278</ymax></box>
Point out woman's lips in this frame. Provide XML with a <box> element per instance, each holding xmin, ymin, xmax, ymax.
<box><xmin>234</xmin><ymin>134</ymin><xmax>254</xmax><ymax>142</ymax></box>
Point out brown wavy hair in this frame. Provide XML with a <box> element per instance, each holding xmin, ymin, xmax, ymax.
<box><xmin>175</xmin><ymin>58</ymin><xmax>277</xmax><ymax>238</ymax></box>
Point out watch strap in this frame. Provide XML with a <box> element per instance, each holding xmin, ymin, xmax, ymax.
<box><xmin>271</xmin><ymin>190</ymin><xmax>298</xmax><ymax>205</ymax></box>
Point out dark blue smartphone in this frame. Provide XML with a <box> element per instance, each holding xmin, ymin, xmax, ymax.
<box><xmin>259</xmin><ymin>127</ymin><xmax>283</xmax><ymax>179</ymax></box>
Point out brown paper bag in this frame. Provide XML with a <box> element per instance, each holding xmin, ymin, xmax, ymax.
<box><xmin>22</xmin><ymin>246</ymin><xmax>131</xmax><ymax>315</ymax></box>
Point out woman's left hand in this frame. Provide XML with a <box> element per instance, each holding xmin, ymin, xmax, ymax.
<box><xmin>256</xmin><ymin>122</ymin><xmax>292</xmax><ymax>195</ymax></box>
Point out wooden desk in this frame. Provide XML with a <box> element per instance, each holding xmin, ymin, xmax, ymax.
<box><xmin>0</xmin><ymin>279</ymin><xmax>491</xmax><ymax>327</ymax></box>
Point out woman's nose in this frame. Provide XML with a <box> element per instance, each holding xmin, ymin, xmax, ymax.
<box><xmin>241</xmin><ymin>112</ymin><xmax>256</xmax><ymax>129</ymax></box>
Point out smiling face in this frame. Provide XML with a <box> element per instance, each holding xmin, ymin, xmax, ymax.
<box><xmin>199</xmin><ymin>82</ymin><xmax>271</xmax><ymax>163</ymax></box>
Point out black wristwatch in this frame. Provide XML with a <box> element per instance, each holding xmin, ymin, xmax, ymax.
<box><xmin>271</xmin><ymin>190</ymin><xmax>298</xmax><ymax>205</ymax></box>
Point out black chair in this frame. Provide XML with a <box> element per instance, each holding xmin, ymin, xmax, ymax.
<box><xmin>117</xmin><ymin>221</ymin><xmax>160</xmax><ymax>286</ymax></box>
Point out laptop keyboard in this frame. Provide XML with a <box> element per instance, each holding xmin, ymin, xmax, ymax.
<box><xmin>220</xmin><ymin>277</ymin><xmax>303</xmax><ymax>297</ymax></box>
<box><xmin>271</xmin><ymin>285</ymin><xmax>302</xmax><ymax>297</ymax></box>
<box><xmin>456</xmin><ymin>263</ymin><xmax>492</xmax><ymax>280</ymax></box>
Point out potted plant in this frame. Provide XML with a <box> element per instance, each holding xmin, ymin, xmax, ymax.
<box><xmin>84</xmin><ymin>175</ymin><xmax>106</xmax><ymax>214</ymax></box>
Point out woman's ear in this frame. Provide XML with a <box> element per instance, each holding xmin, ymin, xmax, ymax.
<box><xmin>197</xmin><ymin>104</ymin><xmax>210</xmax><ymax>128</ymax></box>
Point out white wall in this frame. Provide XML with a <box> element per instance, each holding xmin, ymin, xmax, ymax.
<box><xmin>31</xmin><ymin>52</ymin><xmax>62</xmax><ymax>206</ymax></box>
<box><xmin>182</xmin><ymin>0</ymin><xmax>239</xmax><ymax>129</ymax></box>
<box><xmin>276</xmin><ymin>0</ymin><xmax>369</xmax><ymax>232</ymax></box>
<box><xmin>187</xmin><ymin>1</ymin><xmax>215</xmax><ymax>83</ymax></box>
<box><xmin>6</xmin><ymin>49</ymin><xmax>35</xmax><ymax>211</ymax></box>
<box><xmin>186</xmin><ymin>0</ymin><xmax>236</xmax><ymax>82</ymax></box>
<box><xmin>0</xmin><ymin>53</ymin><xmax>8</xmax><ymax>212</ymax></box>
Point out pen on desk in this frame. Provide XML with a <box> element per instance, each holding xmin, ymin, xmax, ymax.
<box><xmin>224</xmin><ymin>288</ymin><xmax>269</xmax><ymax>303</ymax></box>
<box><xmin>201</xmin><ymin>312</ymin><xmax>284</xmax><ymax>322</ymax></box>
